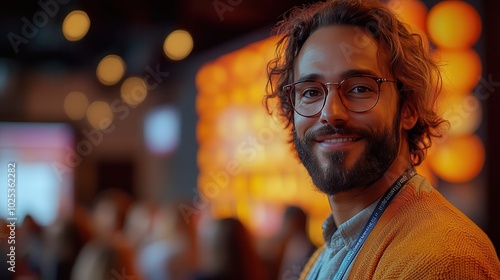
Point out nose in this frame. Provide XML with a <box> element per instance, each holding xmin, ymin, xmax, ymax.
<box><xmin>319</xmin><ymin>86</ymin><xmax>350</xmax><ymax>125</ymax></box>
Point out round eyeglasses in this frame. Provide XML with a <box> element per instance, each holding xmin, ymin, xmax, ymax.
<box><xmin>283</xmin><ymin>75</ymin><xmax>397</xmax><ymax>117</ymax></box>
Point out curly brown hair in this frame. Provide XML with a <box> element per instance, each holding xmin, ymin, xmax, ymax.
<box><xmin>264</xmin><ymin>0</ymin><xmax>448</xmax><ymax>165</ymax></box>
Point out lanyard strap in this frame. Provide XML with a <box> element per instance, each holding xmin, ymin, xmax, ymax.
<box><xmin>333</xmin><ymin>168</ymin><xmax>416</xmax><ymax>280</ymax></box>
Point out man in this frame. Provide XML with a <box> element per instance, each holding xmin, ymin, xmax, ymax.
<box><xmin>264</xmin><ymin>0</ymin><xmax>500</xmax><ymax>278</ymax></box>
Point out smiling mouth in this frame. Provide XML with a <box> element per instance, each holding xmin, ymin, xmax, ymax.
<box><xmin>322</xmin><ymin>137</ymin><xmax>360</xmax><ymax>143</ymax></box>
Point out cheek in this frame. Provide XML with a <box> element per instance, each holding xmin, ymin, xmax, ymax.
<box><xmin>359</xmin><ymin>100</ymin><xmax>397</xmax><ymax>131</ymax></box>
<box><xmin>293</xmin><ymin>114</ymin><xmax>311</xmax><ymax>138</ymax></box>
<box><xmin>377</xmin><ymin>94</ymin><xmax>400</xmax><ymax>125</ymax></box>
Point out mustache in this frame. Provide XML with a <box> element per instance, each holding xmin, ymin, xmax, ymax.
<box><xmin>303</xmin><ymin>124</ymin><xmax>371</xmax><ymax>142</ymax></box>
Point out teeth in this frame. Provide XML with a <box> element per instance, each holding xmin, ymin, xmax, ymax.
<box><xmin>323</xmin><ymin>138</ymin><xmax>357</xmax><ymax>143</ymax></box>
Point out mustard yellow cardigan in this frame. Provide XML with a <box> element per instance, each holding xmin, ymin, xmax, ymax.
<box><xmin>300</xmin><ymin>175</ymin><xmax>500</xmax><ymax>279</ymax></box>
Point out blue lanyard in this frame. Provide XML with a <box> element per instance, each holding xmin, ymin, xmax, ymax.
<box><xmin>331</xmin><ymin>168</ymin><xmax>416</xmax><ymax>280</ymax></box>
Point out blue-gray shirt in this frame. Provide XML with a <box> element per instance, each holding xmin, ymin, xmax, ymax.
<box><xmin>306</xmin><ymin>199</ymin><xmax>380</xmax><ymax>280</ymax></box>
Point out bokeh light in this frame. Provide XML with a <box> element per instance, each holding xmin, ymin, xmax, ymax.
<box><xmin>436</xmin><ymin>49</ymin><xmax>481</xmax><ymax>92</ymax></box>
<box><xmin>63</xmin><ymin>91</ymin><xmax>89</xmax><ymax>120</ymax></box>
<box><xmin>428</xmin><ymin>134</ymin><xmax>485</xmax><ymax>183</ymax></box>
<box><xmin>86</xmin><ymin>101</ymin><xmax>113</xmax><ymax>130</ymax></box>
<box><xmin>427</xmin><ymin>1</ymin><xmax>481</xmax><ymax>50</ymax></box>
<box><xmin>425</xmin><ymin>1</ymin><xmax>484</xmax><ymax>189</ymax></box>
<box><xmin>440</xmin><ymin>93</ymin><xmax>482</xmax><ymax>136</ymax></box>
<box><xmin>163</xmin><ymin>29</ymin><xmax>194</xmax><ymax>61</ymax></box>
<box><xmin>62</xmin><ymin>10</ymin><xmax>91</xmax><ymax>41</ymax></box>
<box><xmin>96</xmin><ymin>54</ymin><xmax>126</xmax><ymax>86</ymax></box>
<box><xmin>120</xmin><ymin>76</ymin><xmax>148</xmax><ymax>106</ymax></box>
<box><xmin>144</xmin><ymin>106</ymin><xmax>180</xmax><ymax>155</ymax></box>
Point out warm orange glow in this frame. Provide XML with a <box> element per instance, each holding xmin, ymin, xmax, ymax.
<box><xmin>425</xmin><ymin>1</ymin><xmax>484</xmax><ymax>187</ymax></box>
<box><xmin>195</xmin><ymin>62</ymin><xmax>229</xmax><ymax>97</ymax></box>
<box><xmin>427</xmin><ymin>1</ymin><xmax>481</xmax><ymax>50</ymax></box>
<box><xmin>230</xmin><ymin>49</ymin><xmax>265</xmax><ymax>84</ymax></box>
<box><xmin>428</xmin><ymin>134</ymin><xmax>485</xmax><ymax>183</ymax></box>
<box><xmin>439</xmin><ymin>92</ymin><xmax>482</xmax><ymax>136</ymax></box>
<box><xmin>436</xmin><ymin>49</ymin><xmax>481</xmax><ymax>92</ymax></box>
<box><xmin>256</xmin><ymin>37</ymin><xmax>279</xmax><ymax>63</ymax></box>
<box><xmin>389</xmin><ymin>0</ymin><xmax>428</xmax><ymax>32</ymax></box>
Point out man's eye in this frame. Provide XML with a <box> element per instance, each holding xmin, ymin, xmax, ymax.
<box><xmin>348</xmin><ymin>85</ymin><xmax>374</xmax><ymax>93</ymax></box>
<box><xmin>302</xmin><ymin>89</ymin><xmax>323</xmax><ymax>98</ymax></box>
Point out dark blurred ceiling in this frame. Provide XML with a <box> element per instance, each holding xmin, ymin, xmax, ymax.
<box><xmin>0</xmin><ymin>0</ymin><xmax>317</xmax><ymax>71</ymax></box>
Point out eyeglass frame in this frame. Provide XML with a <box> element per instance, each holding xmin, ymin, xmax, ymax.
<box><xmin>283</xmin><ymin>75</ymin><xmax>398</xmax><ymax>117</ymax></box>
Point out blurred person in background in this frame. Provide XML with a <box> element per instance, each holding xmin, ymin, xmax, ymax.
<box><xmin>195</xmin><ymin>217</ymin><xmax>267</xmax><ymax>280</ymax></box>
<box><xmin>39</xmin><ymin>212</ymin><xmax>87</xmax><ymax>280</ymax></box>
<box><xmin>70</xmin><ymin>187</ymin><xmax>140</xmax><ymax>280</ymax></box>
<box><xmin>137</xmin><ymin>200</ymin><xmax>198</xmax><ymax>280</ymax></box>
<box><xmin>277</xmin><ymin>206</ymin><xmax>317</xmax><ymax>280</ymax></box>
<box><xmin>259</xmin><ymin>206</ymin><xmax>317</xmax><ymax>280</ymax></box>
<box><xmin>17</xmin><ymin>215</ymin><xmax>44</xmax><ymax>279</ymax></box>
<box><xmin>123</xmin><ymin>200</ymin><xmax>159</xmax><ymax>251</ymax></box>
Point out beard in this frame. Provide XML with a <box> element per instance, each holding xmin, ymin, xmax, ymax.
<box><xmin>293</xmin><ymin>115</ymin><xmax>401</xmax><ymax>196</ymax></box>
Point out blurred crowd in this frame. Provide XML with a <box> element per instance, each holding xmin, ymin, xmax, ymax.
<box><xmin>1</xmin><ymin>188</ymin><xmax>316</xmax><ymax>280</ymax></box>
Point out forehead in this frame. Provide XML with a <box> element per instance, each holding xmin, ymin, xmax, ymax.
<box><xmin>294</xmin><ymin>25</ymin><xmax>386</xmax><ymax>81</ymax></box>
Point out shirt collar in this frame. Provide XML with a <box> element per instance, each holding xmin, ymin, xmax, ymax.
<box><xmin>322</xmin><ymin>198</ymin><xmax>381</xmax><ymax>249</ymax></box>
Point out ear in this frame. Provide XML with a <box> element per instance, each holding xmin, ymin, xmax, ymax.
<box><xmin>401</xmin><ymin>103</ymin><xmax>418</xmax><ymax>131</ymax></box>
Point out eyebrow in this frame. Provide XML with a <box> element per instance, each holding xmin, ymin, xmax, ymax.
<box><xmin>296</xmin><ymin>69</ymin><xmax>381</xmax><ymax>83</ymax></box>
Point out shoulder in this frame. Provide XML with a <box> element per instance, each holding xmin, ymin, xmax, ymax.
<box><xmin>381</xmin><ymin>174</ymin><xmax>495</xmax><ymax>252</ymax></box>
<box><xmin>352</xmin><ymin>175</ymin><xmax>500</xmax><ymax>278</ymax></box>
<box><xmin>388</xmin><ymin>174</ymin><xmax>485</xmax><ymax>235</ymax></box>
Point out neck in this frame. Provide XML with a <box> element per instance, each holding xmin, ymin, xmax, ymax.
<box><xmin>328</xmin><ymin>153</ymin><xmax>413</xmax><ymax>226</ymax></box>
